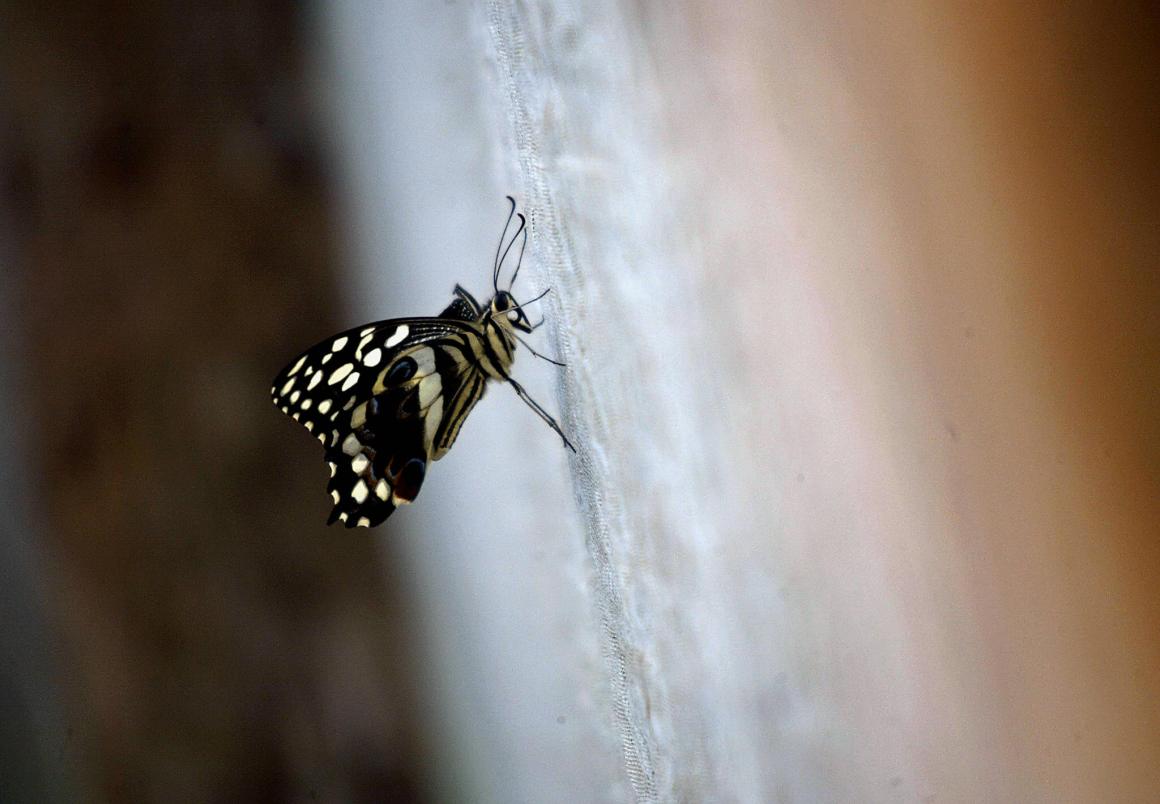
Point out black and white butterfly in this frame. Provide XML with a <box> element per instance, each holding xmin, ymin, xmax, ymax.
<box><xmin>271</xmin><ymin>199</ymin><xmax>574</xmax><ymax>528</ymax></box>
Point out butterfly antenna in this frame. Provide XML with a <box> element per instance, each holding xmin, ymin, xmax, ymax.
<box><xmin>514</xmin><ymin>332</ymin><xmax>566</xmax><ymax>366</ymax></box>
<box><xmin>496</xmin><ymin>213</ymin><xmax>525</xmax><ymax>292</ymax></box>
<box><xmin>508</xmin><ymin>220</ymin><xmax>528</xmax><ymax>289</ymax></box>
<box><xmin>493</xmin><ymin>196</ymin><xmax>517</xmax><ymax>294</ymax></box>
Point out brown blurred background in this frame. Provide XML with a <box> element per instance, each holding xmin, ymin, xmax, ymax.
<box><xmin>2</xmin><ymin>1</ymin><xmax>1158</xmax><ymax>803</ymax></box>
<box><xmin>3</xmin><ymin>2</ymin><xmax>425</xmax><ymax>801</ymax></box>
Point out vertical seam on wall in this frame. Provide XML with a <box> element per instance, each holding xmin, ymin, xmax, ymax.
<box><xmin>485</xmin><ymin>3</ymin><xmax>659</xmax><ymax>801</ymax></box>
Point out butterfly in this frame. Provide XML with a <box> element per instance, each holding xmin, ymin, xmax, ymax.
<box><xmin>271</xmin><ymin>198</ymin><xmax>574</xmax><ymax>528</ymax></box>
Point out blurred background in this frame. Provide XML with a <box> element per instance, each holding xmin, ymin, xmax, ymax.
<box><xmin>3</xmin><ymin>2</ymin><xmax>427</xmax><ymax>801</ymax></box>
<box><xmin>2</xmin><ymin>1</ymin><xmax>1158</xmax><ymax>802</ymax></box>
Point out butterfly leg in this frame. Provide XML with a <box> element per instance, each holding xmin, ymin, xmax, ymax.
<box><xmin>505</xmin><ymin>377</ymin><xmax>576</xmax><ymax>452</ymax></box>
<box><xmin>514</xmin><ymin>333</ymin><xmax>566</xmax><ymax>367</ymax></box>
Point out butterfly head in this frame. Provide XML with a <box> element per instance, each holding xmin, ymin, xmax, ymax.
<box><xmin>490</xmin><ymin>290</ymin><xmax>535</xmax><ymax>334</ymax></box>
<box><xmin>490</xmin><ymin>198</ymin><xmax>536</xmax><ymax>336</ymax></box>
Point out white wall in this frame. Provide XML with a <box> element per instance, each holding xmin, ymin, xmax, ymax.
<box><xmin>319</xmin><ymin>2</ymin><xmax>1160</xmax><ymax>801</ymax></box>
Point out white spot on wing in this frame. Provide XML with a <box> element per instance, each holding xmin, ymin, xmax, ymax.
<box><xmin>331</xmin><ymin>336</ymin><xmax>349</xmax><ymax>351</ymax></box>
<box><xmin>351</xmin><ymin>479</ymin><xmax>369</xmax><ymax>504</ymax></box>
<box><xmin>301</xmin><ymin>398</ymin><xmax>312</xmax><ymax>410</ymax></box>
<box><xmin>321</xmin><ymin>353</ymin><xmax>333</xmax><ymax>365</ymax></box>
<box><xmin>280</xmin><ymin>378</ymin><xmax>295</xmax><ymax>396</ymax></box>
<box><xmin>328</xmin><ymin>462</ymin><xmax>337</xmax><ymax>477</ymax></box>
<box><xmin>339</xmin><ymin>512</ymin><xmax>348</xmax><ymax>523</ymax></box>
<box><xmin>289</xmin><ymin>390</ymin><xmax>300</xmax><ymax>404</ymax></box>
<box><xmin>363</xmin><ymin>348</ymin><xmax>382</xmax><ymax>367</ymax></box>
<box><xmin>331</xmin><ymin>490</ymin><xmax>340</xmax><ymax>503</ymax></box>
<box><xmin>351</xmin><ymin>402</ymin><xmax>367</xmax><ymax>429</ymax></box>
<box><xmin>357</xmin><ymin>517</ymin><xmax>371</xmax><ymax>528</ymax></box>
<box><xmin>352</xmin><ymin>454</ymin><xmax>369</xmax><ymax>474</ymax></box>
<box><xmin>287</xmin><ymin>355</ymin><xmax>307</xmax><ymax>377</ymax></box>
<box><xmin>341</xmin><ymin>370</ymin><xmax>360</xmax><ymax>392</ymax></box>
<box><xmin>328</xmin><ymin>363</ymin><xmax>354</xmax><ymax>385</ymax></box>
<box><xmin>307</xmin><ymin>372</ymin><xmax>323</xmax><ymax>391</ymax></box>
<box><xmin>385</xmin><ymin>324</ymin><xmax>409</xmax><ymax>348</ymax></box>
<box><xmin>375</xmin><ymin>479</ymin><xmax>390</xmax><ymax>501</ymax></box>
<box><xmin>360</xmin><ymin>326</ymin><xmax>375</xmax><ymax>338</ymax></box>
<box><xmin>342</xmin><ymin>433</ymin><xmax>361</xmax><ymax>456</ymax></box>
<box><xmin>317</xmin><ymin>399</ymin><xmax>332</xmax><ymax>414</ymax></box>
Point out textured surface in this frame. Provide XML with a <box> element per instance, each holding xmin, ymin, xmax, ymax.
<box><xmin>329</xmin><ymin>1</ymin><xmax>1160</xmax><ymax>801</ymax></box>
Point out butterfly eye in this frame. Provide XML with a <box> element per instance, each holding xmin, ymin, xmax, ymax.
<box><xmin>494</xmin><ymin>293</ymin><xmax>510</xmax><ymax>312</ymax></box>
<box><xmin>385</xmin><ymin>356</ymin><xmax>417</xmax><ymax>386</ymax></box>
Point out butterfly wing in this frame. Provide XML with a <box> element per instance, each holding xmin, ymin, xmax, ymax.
<box><xmin>271</xmin><ymin>318</ymin><xmax>489</xmax><ymax>527</ymax></box>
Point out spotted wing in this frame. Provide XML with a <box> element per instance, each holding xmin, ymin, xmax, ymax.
<box><xmin>271</xmin><ymin>318</ymin><xmax>489</xmax><ymax>528</ymax></box>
